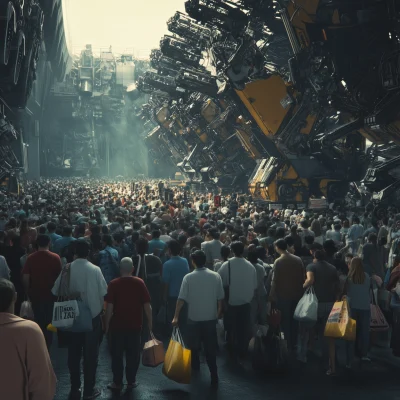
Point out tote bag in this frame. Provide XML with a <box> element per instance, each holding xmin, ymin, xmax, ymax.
<box><xmin>162</xmin><ymin>327</ymin><xmax>191</xmax><ymax>384</ymax></box>
<box><xmin>294</xmin><ymin>287</ymin><xmax>318</xmax><ymax>323</ymax></box>
<box><xmin>370</xmin><ymin>288</ymin><xmax>389</xmax><ymax>332</ymax></box>
<box><xmin>324</xmin><ymin>296</ymin><xmax>356</xmax><ymax>341</ymax></box>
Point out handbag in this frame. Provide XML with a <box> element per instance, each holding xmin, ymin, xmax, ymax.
<box><xmin>142</xmin><ymin>331</ymin><xmax>165</xmax><ymax>367</ymax></box>
<box><xmin>20</xmin><ymin>300</ymin><xmax>34</xmax><ymax>320</ymax></box>
<box><xmin>53</xmin><ymin>263</ymin><xmax>93</xmax><ymax>332</ymax></box>
<box><xmin>370</xmin><ymin>287</ymin><xmax>389</xmax><ymax>332</ymax></box>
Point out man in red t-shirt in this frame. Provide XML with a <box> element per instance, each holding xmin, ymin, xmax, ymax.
<box><xmin>105</xmin><ymin>257</ymin><xmax>152</xmax><ymax>391</ymax></box>
<box><xmin>22</xmin><ymin>234</ymin><xmax>62</xmax><ymax>348</ymax></box>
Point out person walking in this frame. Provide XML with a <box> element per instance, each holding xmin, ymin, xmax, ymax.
<box><xmin>52</xmin><ymin>240</ymin><xmax>107</xmax><ymax>400</ymax></box>
<box><xmin>105</xmin><ymin>257</ymin><xmax>153</xmax><ymax>392</ymax></box>
<box><xmin>218</xmin><ymin>241</ymin><xmax>257</xmax><ymax>360</ymax></box>
<box><xmin>98</xmin><ymin>234</ymin><xmax>120</xmax><ymax>284</ymax></box>
<box><xmin>22</xmin><ymin>234</ymin><xmax>62</xmax><ymax>348</ymax></box>
<box><xmin>172</xmin><ymin>250</ymin><xmax>224</xmax><ymax>388</ymax></box>
<box><xmin>162</xmin><ymin>240</ymin><xmax>190</xmax><ymax>328</ymax></box>
<box><xmin>201</xmin><ymin>228</ymin><xmax>223</xmax><ymax>269</ymax></box>
<box><xmin>344</xmin><ymin>257</ymin><xmax>371</xmax><ymax>367</ymax></box>
<box><xmin>0</xmin><ymin>279</ymin><xmax>57</xmax><ymax>400</ymax></box>
<box><xmin>269</xmin><ymin>239</ymin><xmax>305</xmax><ymax>352</ymax></box>
<box><xmin>303</xmin><ymin>250</ymin><xmax>340</xmax><ymax>374</ymax></box>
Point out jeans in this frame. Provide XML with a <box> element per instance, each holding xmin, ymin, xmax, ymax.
<box><xmin>110</xmin><ymin>331</ymin><xmax>141</xmax><ymax>385</ymax></box>
<box><xmin>67</xmin><ymin>315</ymin><xmax>102</xmax><ymax>396</ymax></box>
<box><xmin>346</xmin><ymin>308</ymin><xmax>371</xmax><ymax>364</ymax></box>
<box><xmin>276</xmin><ymin>299</ymin><xmax>299</xmax><ymax>351</ymax></box>
<box><xmin>187</xmin><ymin>320</ymin><xmax>218</xmax><ymax>376</ymax></box>
<box><xmin>226</xmin><ymin>303</ymin><xmax>251</xmax><ymax>359</ymax></box>
<box><xmin>316</xmin><ymin>302</ymin><xmax>334</xmax><ymax>366</ymax></box>
<box><xmin>32</xmin><ymin>301</ymin><xmax>54</xmax><ymax>348</ymax></box>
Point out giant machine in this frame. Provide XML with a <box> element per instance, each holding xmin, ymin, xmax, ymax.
<box><xmin>136</xmin><ymin>0</ymin><xmax>400</xmax><ymax>212</ymax></box>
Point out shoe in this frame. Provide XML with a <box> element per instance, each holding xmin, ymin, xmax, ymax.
<box><xmin>126</xmin><ymin>382</ymin><xmax>139</xmax><ymax>390</ymax></box>
<box><xmin>83</xmin><ymin>388</ymin><xmax>101</xmax><ymax>399</ymax></box>
<box><xmin>107</xmin><ymin>383</ymin><xmax>122</xmax><ymax>391</ymax></box>
<box><xmin>68</xmin><ymin>388</ymin><xmax>81</xmax><ymax>400</ymax></box>
<box><xmin>361</xmin><ymin>357</ymin><xmax>371</xmax><ymax>362</ymax></box>
<box><xmin>211</xmin><ymin>374</ymin><xmax>219</xmax><ymax>389</ymax></box>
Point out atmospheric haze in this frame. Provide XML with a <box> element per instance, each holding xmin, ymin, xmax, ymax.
<box><xmin>63</xmin><ymin>0</ymin><xmax>185</xmax><ymax>56</ymax></box>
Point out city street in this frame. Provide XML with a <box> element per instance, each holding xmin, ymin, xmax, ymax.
<box><xmin>52</xmin><ymin>338</ymin><xmax>400</xmax><ymax>400</ymax></box>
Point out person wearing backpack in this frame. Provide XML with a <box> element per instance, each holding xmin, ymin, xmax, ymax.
<box><xmin>98</xmin><ymin>234</ymin><xmax>120</xmax><ymax>284</ymax></box>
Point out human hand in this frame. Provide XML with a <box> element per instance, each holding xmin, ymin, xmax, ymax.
<box><xmin>171</xmin><ymin>317</ymin><xmax>179</xmax><ymax>327</ymax></box>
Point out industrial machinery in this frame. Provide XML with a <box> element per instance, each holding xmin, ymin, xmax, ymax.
<box><xmin>134</xmin><ymin>1</ymin><xmax>400</xmax><ymax>207</ymax></box>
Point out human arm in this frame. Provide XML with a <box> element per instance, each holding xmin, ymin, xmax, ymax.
<box><xmin>172</xmin><ymin>276</ymin><xmax>188</xmax><ymax>326</ymax></box>
<box><xmin>27</xmin><ymin>323</ymin><xmax>57</xmax><ymax>400</ymax></box>
<box><xmin>303</xmin><ymin>270</ymin><xmax>314</xmax><ymax>288</ymax></box>
<box><xmin>172</xmin><ymin>299</ymin><xmax>185</xmax><ymax>326</ymax></box>
<box><xmin>144</xmin><ymin>302</ymin><xmax>153</xmax><ymax>332</ymax></box>
<box><xmin>104</xmin><ymin>302</ymin><xmax>113</xmax><ymax>334</ymax></box>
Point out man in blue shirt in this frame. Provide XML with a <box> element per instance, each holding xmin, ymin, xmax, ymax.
<box><xmin>98</xmin><ymin>234</ymin><xmax>120</xmax><ymax>284</ymax></box>
<box><xmin>53</xmin><ymin>226</ymin><xmax>76</xmax><ymax>255</ymax></box>
<box><xmin>47</xmin><ymin>222</ymin><xmax>61</xmax><ymax>250</ymax></box>
<box><xmin>148</xmin><ymin>230</ymin><xmax>167</xmax><ymax>259</ymax></box>
<box><xmin>346</xmin><ymin>216</ymin><xmax>364</xmax><ymax>254</ymax></box>
<box><xmin>162</xmin><ymin>240</ymin><xmax>189</xmax><ymax>330</ymax></box>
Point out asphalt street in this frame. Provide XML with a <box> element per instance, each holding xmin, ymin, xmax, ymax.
<box><xmin>51</xmin><ymin>336</ymin><xmax>400</xmax><ymax>400</ymax></box>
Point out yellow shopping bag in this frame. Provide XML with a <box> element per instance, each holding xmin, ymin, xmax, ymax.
<box><xmin>324</xmin><ymin>297</ymin><xmax>356</xmax><ymax>341</ymax></box>
<box><xmin>162</xmin><ymin>327</ymin><xmax>191</xmax><ymax>384</ymax></box>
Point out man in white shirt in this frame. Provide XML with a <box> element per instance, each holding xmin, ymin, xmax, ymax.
<box><xmin>201</xmin><ymin>229</ymin><xmax>223</xmax><ymax>269</ymax></box>
<box><xmin>173</xmin><ymin>250</ymin><xmax>224</xmax><ymax>389</ymax></box>
<box><xmin>218</xmin><ymin>241</ymin><xmax>257</xmax><ymax>360</ymax></box>
<box><xmin>52</xmin><ymin>240</ymin><xmax>107</xmax><ymax>400</ymax></box>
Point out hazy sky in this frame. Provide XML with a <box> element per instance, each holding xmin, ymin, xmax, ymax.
<box><xmin>63</xmin><ymin>0</ymin><xmax>185</xmax><ymax>57</ymax></box>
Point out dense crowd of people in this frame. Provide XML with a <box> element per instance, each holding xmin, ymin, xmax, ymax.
<box><xmin>0</xmin><ymin>177</ymin><xmax>400</xmax><ymax>399</ymax></box>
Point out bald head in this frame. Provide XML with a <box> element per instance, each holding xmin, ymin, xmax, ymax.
<box><xmin>120</xmin><ymin>257</ymin><xmax>134</xmax><ymax>275</ymax></box>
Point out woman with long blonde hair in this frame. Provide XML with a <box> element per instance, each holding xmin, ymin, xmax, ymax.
<box><xmin>345</xmin><ymin>257</ymin><xmax>371</xmax><ymax>367</ymax></box>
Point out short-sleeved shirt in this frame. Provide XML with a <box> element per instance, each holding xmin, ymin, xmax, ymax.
<box><xmin>306</xmin><ymin>261</ymin><xmax>339</xmax><ymax>303</ymax></box>
<box><xmin>106</xmin><ymin>277</ymin><xmax>151</xmax><ymax>332</ymax></box>
<box><xmin>218</xmin><ymin>257</ymin><xmax>257</xmax><ymax>306</ymax></box>
<box><xmin>162</xmin><ymin>256</ymin><xmax>190</xmax><ymax>297</ymax></box>
<box><xmin>22</xmin><ymin>250</ymin><xmax>62</xmax><ymax>303</ymax></box>
<box><xmin>179</xmin><ymin>267</ymin><xmax>224</xmax><ymax>321</ymax></box>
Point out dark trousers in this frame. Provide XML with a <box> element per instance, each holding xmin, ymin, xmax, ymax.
<box><xmin>187</xmin><ymin>320</ymin><xmax>218</xmax><ymax>376</ymax></box>
<box><xmin>277</xmin><ymin>299</ymin><xmax>299</xmax><ymax>351</ymax></box>
<box><xmin>110</xmin><ymin>331</ymin><xmax>141</xmax><ymax>385</ymax></box>
<box><xmin>226</xmin><ymin>303</ymin><xmax>251</xmax><ymax>359</ymax></box>
<box><xmin>67</xmin><ymin>315</ymin><xmax>102</xmax><ymax>396</ymax></box>
<box><xmin>32</xmin><ymin>301</ymin><xmax>54</xmax><ymax>348</ymax></box>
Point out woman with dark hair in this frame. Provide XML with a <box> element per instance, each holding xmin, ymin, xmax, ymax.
<box><xmin>344</xmin><ymin>257</ymin><xmax>371</xmax><ymax>367</ymax></box>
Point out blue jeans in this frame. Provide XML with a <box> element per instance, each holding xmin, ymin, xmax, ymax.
<box><xmin>346</xmin><ymin>308</ymin><xmax>371</xmax><ymax>364</ymax></box>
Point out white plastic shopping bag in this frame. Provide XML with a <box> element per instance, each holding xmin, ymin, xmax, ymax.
<box><xmin>52</xmin><ymin>300</ymin><xmax>79</xmax><ymax>329</ymax></box>
<box><xmin>294</xmin><ymin>287</ymin><xmax>318</xmax><ymax>322</ymax></box>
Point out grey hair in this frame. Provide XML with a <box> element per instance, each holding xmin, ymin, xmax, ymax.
<box><xmin>120</xmin><ymin>257</ymin><xmax>133</xmax><ymax>273</ymax></box>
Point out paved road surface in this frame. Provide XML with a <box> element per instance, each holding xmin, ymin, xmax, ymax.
<box><xmin>51</xmin><ymin>337</ymin><xmax>399</xmax><ymax>400</ymax></box>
